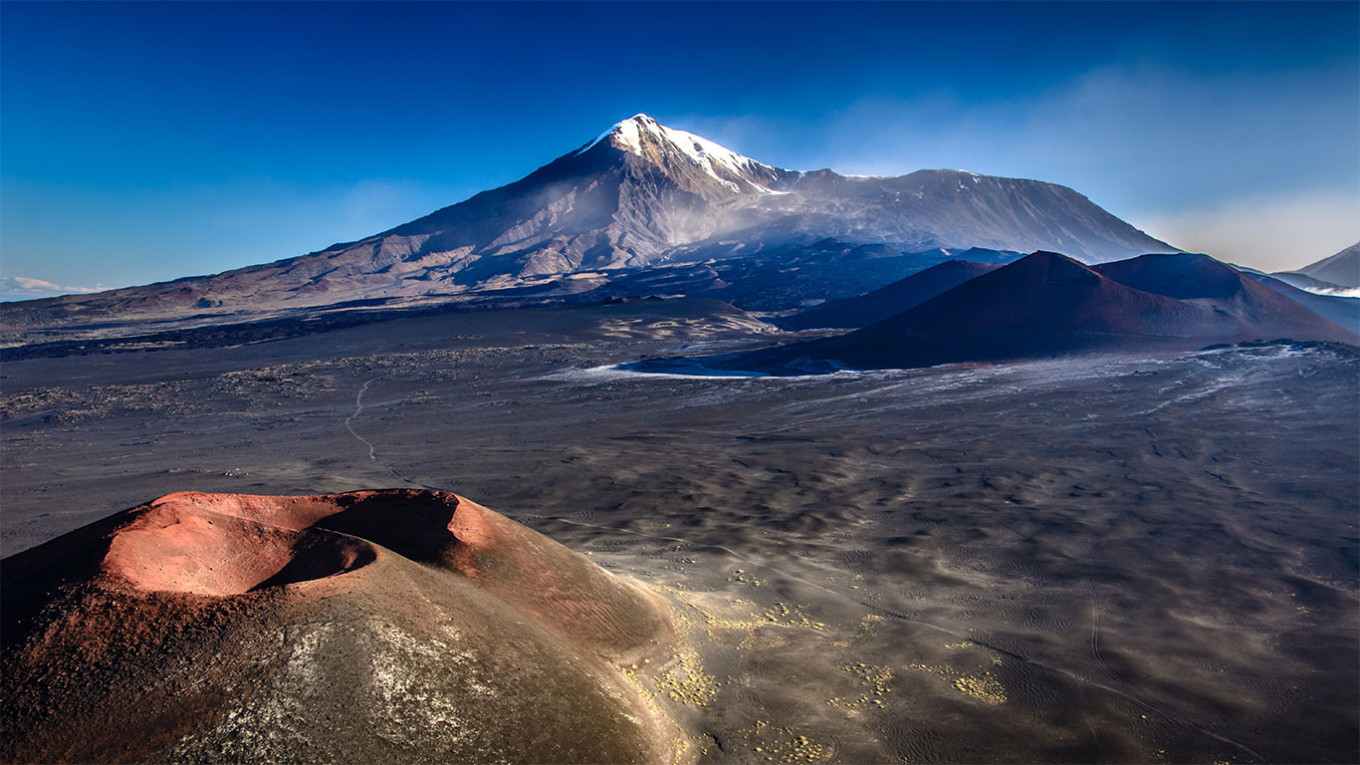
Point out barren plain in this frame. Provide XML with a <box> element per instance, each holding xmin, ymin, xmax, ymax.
<box><xmin>2</xmin><ymin>298</ymin><xmax>1356</xmax><ymax>763</ymax></box>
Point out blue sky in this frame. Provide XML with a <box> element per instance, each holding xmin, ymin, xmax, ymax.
<box><xmin>2</xmin><ymin>1</ymin><xmax>1356</xmax><ymax>299</ymax></box>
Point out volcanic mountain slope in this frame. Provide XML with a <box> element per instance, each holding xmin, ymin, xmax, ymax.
<box><xmin>779</xmin><ymin>259</ymin><xmax>1004</xmax><ymax>330</ymax></box>
<box><xmin>1248</xmin><ymin>273</ymin><xmax>1360</xmax><ymax>333</ymax></box>
<box><xmin>686</xmin><ymin>251</ymin><xmax>1358</xmax><ymax>373</ymax></box>
<box><xmin>1</xmin><ymin>490</ymin><xmax>678</xmax><ymax>764</ymax></box>
<box><xmin>1274</xmin><ymin>241</ymin><xmax>1360</xmax><ymax>290</ymax></box>
<box><xmin>3</xmin><ymin>114</ymin><xmax>1171</xmax><ymax>335</ymax></box>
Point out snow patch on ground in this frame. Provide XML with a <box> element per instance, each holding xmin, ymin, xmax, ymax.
<box><xmin>544</xmin><ymin>363</ymin><xmax>839</xmax><ymax>383</ymax></box>
<box><xmin>1298</xmin><ymin>285</ymin><xmax>1360</xmax><ymax>298</ymax></box>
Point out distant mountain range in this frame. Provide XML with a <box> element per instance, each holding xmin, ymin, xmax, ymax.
<box><xmin>1272</xmin><ymin>241</ymin><xmax>1360</xmax><ymax>293</ymax></box>
<box><xmin>3</xmin><ymin>114</ymin><xmax>1175</xmax><ymax>337</ymax></box>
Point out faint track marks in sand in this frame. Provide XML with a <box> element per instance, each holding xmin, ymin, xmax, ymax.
<box><xmin>1089</xmin><ymin>579</ymin><xmax>1130</xmax><ymax>687</ymax></box>
<box><xmin>345</xmin><ymin>378</ymin><xmax>381</xmax><ymax>462</ymax></box>
<box><xmin>344</xmin><ymin>377</ymin><xmax>443</xmax><ymax>491</ymax></box>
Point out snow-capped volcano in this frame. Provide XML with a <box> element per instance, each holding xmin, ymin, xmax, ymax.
<box><xmin>577</xmin><ymin>114</ymin><xmax>791</xmax><ymax>195</ymax></box>
<box><xmin>3</xmin><ymin>114</ymin><xmax>1177</xmax><ymax>332</ymax></box>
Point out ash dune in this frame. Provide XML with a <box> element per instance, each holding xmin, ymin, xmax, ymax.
<box><xmin>1</xmin><ymin>489</ymin><xmax>677</xmax><ymax>764</ymax></box>
<box><xmin>672</xmin><ymin>251</ymin><xmax>1358</xmax><ymax>374</ymax></box>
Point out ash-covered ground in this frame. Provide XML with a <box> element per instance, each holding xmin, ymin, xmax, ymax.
<box><xmin>3</xmin><ymin>299</ymin><xmax>1356</xmax><ymax>763</ymax></box>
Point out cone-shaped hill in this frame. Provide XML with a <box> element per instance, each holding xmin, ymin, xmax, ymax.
<box><xmin>671</xmin><ymin>251</ymin><xmax>1358</xmax><ymax>374</ymax></box>
<box><xmin>1</xmin><ymin>489</ymin><xmax>677</xmax><ymax>764</ymax></box>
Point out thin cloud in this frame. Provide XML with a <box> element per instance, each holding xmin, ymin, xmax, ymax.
<box><xmin>684</xmin><ymin>61</ymin><xmax>1357</xmax><ymax>230</ymax></box>
<box><xmin>0</xmin><ymin>276</ymin><xmax>106</xmax><ymax>301</ymax></box>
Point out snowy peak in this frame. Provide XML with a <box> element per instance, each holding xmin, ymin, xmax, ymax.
<box><xmin>1</xmin><ymin>114</ymin><xmax>1179</xmax><ymax>331</ymax></box>
<box><xmin>609</xmin><ymin>114</ymin><xmax>760</xmax><ymax>175</ymax></box>
<box><xmin>578</xmin><ymin>114</ymin><xmax>790</xmax><ymax>195</ymax></box>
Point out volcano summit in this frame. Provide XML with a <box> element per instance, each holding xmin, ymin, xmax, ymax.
<box><xmin>3</xmin><ymin>114</ymin><xmax>1174</xmax><ymax>344</ymax></box>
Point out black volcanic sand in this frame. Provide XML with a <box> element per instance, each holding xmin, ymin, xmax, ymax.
<box><xmin>3</xmin><ymin>299</ymin><xmax>1357</xmax><ymax>763</ymax></box>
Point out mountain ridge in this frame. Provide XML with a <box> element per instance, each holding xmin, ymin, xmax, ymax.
<box><xmin>1275</xmin><ymin>241</ymin><xmax>1360</xmax><ymax>291</ymax></box>
<box><xmin>2</xmin><ymin>114</ymin><xmax>1175</xmax><ymax>339</ymax></box>
<box><xmin>664</xmin><ymin>251</ymin><xmax>1358</xmax><ymax>374</ymax></box>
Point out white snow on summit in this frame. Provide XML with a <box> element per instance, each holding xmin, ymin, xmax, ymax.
<box><xmin>579</xmin><ymin>114</ymin><xmax>781</xmax><ymax>191</ymax></box>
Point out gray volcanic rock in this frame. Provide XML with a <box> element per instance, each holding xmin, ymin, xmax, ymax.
<box><xmin>2</xmin><ymin>115</ymin><xmax>1174</xmax><ymax>335</ymax></box>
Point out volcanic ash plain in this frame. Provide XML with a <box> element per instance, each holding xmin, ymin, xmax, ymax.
<box><xmin>2</xmin><ymin>299</ymin><xmax>1357</xmax><ymax>763</ymax></box>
